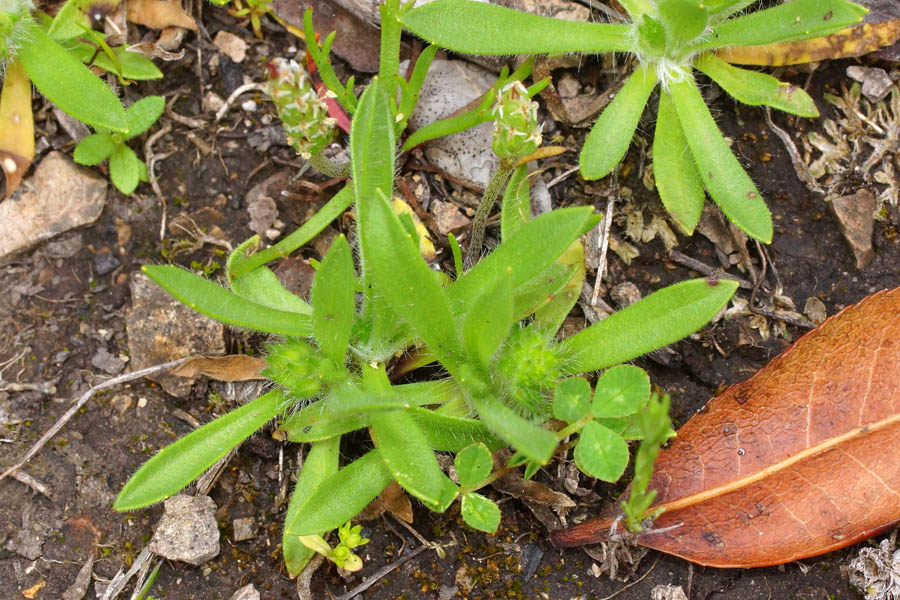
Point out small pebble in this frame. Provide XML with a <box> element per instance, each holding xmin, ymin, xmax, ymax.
<box><xmin>241</xmin><ymin>100</ymin><xmax>257</xmax><ymax>112</ymax></box>
<box><xmin>94</xmin><ymin>252</ymin><xmax>120</xmax><ymax>276</ymax></box>
<box><xmin>232</xmin><ymin>517</ymin><xmax>258</xmax><ymax>542</ymax></box>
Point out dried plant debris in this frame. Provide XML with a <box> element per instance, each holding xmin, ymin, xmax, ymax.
<box><xmin>802</xmin><ymin>79</ymin><xmax>900</xmax><ymax>209</ymax></box>
<box><xmin>848</xmin><ymin>534</ymin><xmax>900</xmax><ymax>600</ymax></box>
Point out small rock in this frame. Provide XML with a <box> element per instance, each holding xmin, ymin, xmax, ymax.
<box><xmin>241</xmin><ymin>99</ymin><xmax>257</xmax><ymax>112</ymax></box>
<box><xmin>93</xmin><ymin>252</ymin><xmax>120</xmax><ymax>276</ymax></box>
<box><xmin>219</xmin><ymin>55</ymin><xmax>244</xmax><ymax>96</ymax></box>
<box><xmin>203</xmin><ymin>91</ymin><xmax>226</xmax><ymax>113</ymax></box>
<box><xmin>405</xmin><ymin>58</ymin><xmax>499</xmax><ymax>187</ymax></box>
<box><xmin>91</xmin><ymin>347</ymin><xmax>126</xmax><ymax>375</ymax></box>
<box><xmin>232</xmin><ymin>517</ymin><xmax>258</xmax><ymax>542</ymax></box>
<box><xmin>229</xmin><ymin>584</ymin><xmax>260</xmax><ymax>600</ymax></box>
<box><xmin>803</xmin><ymin>297</ymin><xmax>827</xmax><ymax>325</ymax></box>
<box><xmin>846</xmin><ymin>66</ymin><xmax>895</xmax><ymax>103</ymax></box>
<box><xmin>247</xmin><ymin>196</ymin><xmax>279</xmax><ymax>237</ymax></box>
<box><xmin>610</xmin><ymin>281</ymin><xmax>642</xmax><ymax>309</ymax></box>
<box><xmin>126</xmin><ymin>272</ymin><xmax>225</xmax><ymax>397</ymax></box>
<box><xmin>61</xmin><ymin>554</ymin><xmax>94</xmax><ymax>600</ymax></box>
<box><xmin>0</xmin><ymin>152</ymin><xmax>106</xmax><ymax>262</ymax></box>
<box><xmin>431</xmin><ymin>199</ymin><xmax>470</xmax><ymax>234</ymax></box>
<box><xmin>213</xmin><ymin>30</ymin><xmax>247</xmax><ymax>63</ymax></box>
<box><xmin>149</xmin><ymin>495</ymin><xmax>220</xmax><ymax>565</ymax></box>
<box><xmin>520</xmin><ymin>544</ymin><xmax>544</xmax><ymax>580</ymax></box>
<box><xmin>651</xmin><ymin>584</ymin><xmax>688</xmax><ymax>600</ymax></box>
<box><xmin>45</xmin><ymin>233</ymin><xmax>84</xmax><ymax>258</ymax></box>
<box><xmin>247</xmin><ymin>125</ymin><xmax>287</xmax><ymax>152</ymax></box>
<box><xmin>831</xmin><ymin>188</ymin><xmax>875</xmax><ymax>269</ymax></box>
<box><xmin>557</xmin><ymin>73</ymin><xmax>581</xmax><ymax>99</ymax></box>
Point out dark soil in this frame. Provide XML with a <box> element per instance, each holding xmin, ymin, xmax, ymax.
<box><xmin>1</xmin><ymin>5</ymin><xmax>899</xmax><ymax>600</ymax></box>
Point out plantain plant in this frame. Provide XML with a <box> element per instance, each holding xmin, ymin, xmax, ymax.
<box><xmin>113</xmin><ymin>73</ymin><xmax>738</xmax><ymax>575</ymax></box>
<box><xmin>401</xmin><ymin>0</ymin><xmax>868</xmax><ymax>242</ymax></box>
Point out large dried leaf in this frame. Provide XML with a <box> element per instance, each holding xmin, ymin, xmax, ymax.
<box><xmin>170</xmin><ymin>355</ymin><xmax>267</xmax><ymax>381</ymax></box>
<box><xmin>126</xmin><ymin>0</ymin><xmax>197</xmax><ymax>30</ymax></box>
<box><xmin>553</xmin><ymin>288</ymin><xmax>900</xmax><ymax>568</ymax></box>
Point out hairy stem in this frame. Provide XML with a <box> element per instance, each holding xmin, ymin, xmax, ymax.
<box><xmin>309</xmin><ymin>152</ymin><xmax>350</xmax><ymax>178</ymax></box>
<box><xmin>464</xmin><ymin>162</ymin><xmax>514</xmax><ymax>269</ymax></box>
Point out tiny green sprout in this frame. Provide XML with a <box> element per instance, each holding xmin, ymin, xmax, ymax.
<box><xmin>73</xmin><ymin>96</ymin><xmax>165</xmax><ymax>194</ymax></box>
<box><xmin>402</xmin><ymin>0</ymin><xmax>868</xmax><ymax>242</ymax></box>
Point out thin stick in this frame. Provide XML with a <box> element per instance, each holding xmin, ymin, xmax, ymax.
<box><xmin>668</xmin><ymin>250</ymin><xmax>753</xmax><ymax>289</ymax></box>
<box><xmin>332</xmin><ymin>544</ymin><xmax>427</xmax><ymax>600</ymax></box>
<box><xmin>0</xmin><ymin>357</ymin><xmax>192</xmax><ymax>484</ymax></box>
<box><xmin>215</xmin><ymin>82</ymin><xmax>267</xmax><ymax>123</ymax></box>
<box><xmin>590</xmin><ymin>195</ymin><xmax>616</xmax><ymax>306</ymax></box>
<box><xmin>144</xmin><ymin>121</ymin><xmax>173</xmax><ymax>241</ymax></box>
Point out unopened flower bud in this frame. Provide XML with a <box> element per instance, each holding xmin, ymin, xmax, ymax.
<box><xmin>265</xmin><ymin>58</ymin><xmax>337</xmax><ymax>159</ymax></box>
<box><xmin>491</xmin><ymin>80</ymin><xmax>542</xmax><ymax>161</ymax></box>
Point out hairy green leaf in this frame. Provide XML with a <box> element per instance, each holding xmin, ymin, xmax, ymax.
<box><xmin>560</xmin><ymin>278</ymin><xmax>738</xmax><ymax>375</ymax></box>
<box><xmin>142</xmin><ymin>265</ymin><xmax>312</xmax><ymax>337</ymax></box>
<box><xmin>694</xmin><ymin>53</ymin><xmax>818</xmax><ymax>117</ymax></box>
<box><xmin>653</xmin><ymin>90</ymin><xmax>705</xmax><ymax>235</ymax></box>
<box><xmin>469</xmin><ymin>394</ymin><xmax>556</xmax><ymax>464</ymax></box>
<box><xmin>668</xmin><ymin>75</ymin><xmax>772</xmax><ymax>242</ymax></box>
<box><xmin>402</xmin><ymin>0</ymin><xmax>631</xmax><ymax>55</ymax></box>
<box><xmin>409</xmin><ymin>407</ymin><xmax>505</xmax><ymax>452</ymax></box>
<box><xmin>108</xmin><ymin>145</ymin><xmax>142</xmax><ymax>194</ymax></box>
<box><xmin>371</xmin><ymin>411</ymin><xmax>458</xmax><ymax>511</ymax></box>
<box><xmin>580</xmin><ymin>64</ymin><xmax>658</xmax><ymax>180</ymax></box>
<box><xmin>124</xmin><ymin>95</ymin><xmax>165</xmax><ymax>140</ymax></box>
<box><xmin>286</xmin><ymin>450</ymin><xmax>392</xmax><ymax>535</ymax></box>
<box><xmin>500</xmin><ymin>164</ymin><xmax>531</xmax><ymax>241</ymax></box>
<box><xmin>283</xmin><ymin>437</ymin><xmax>340</xmax><ymax>576</ymax></box>
<box><xmin>17</xmin><ymin>22</ymin><xmax>128</xmax><ymax>132</ymax></box>
<box><xmin>73</xmin><ymin>133</ymin><xmax>116</xmax><ymax>165</ymax></box>
<box><xmin>311</xmin><ymin>235</ymin><xmax>356</xmax><ymax>364</ymax></box>
<box><xmin>462</xmin><ymin>273</ymin><xmax>513</xmax><ymax>369</ymax></box>
<box><xmin>114</xmin><ymin>390</ymin><xmax>287</xmax><ymax>510</ymax></box>
<box><xmin>697</xmin><ymin>0</ymin><xmax>866</xmax><ymax>49</ymax></box>
<box><xmin>532</xmin><ymin>241</ymin><xmax>585</xmax><ymax>338</ymax></box>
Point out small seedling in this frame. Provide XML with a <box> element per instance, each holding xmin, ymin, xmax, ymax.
<box><xmin>74</xmin><ymin>96</ymin><xmax>165</xmax><ymax>195</ymax></box>
<box><xmin>402</xmin><ymin>0</ymin><xmax>868</xmax><ymax>242</ymax></box>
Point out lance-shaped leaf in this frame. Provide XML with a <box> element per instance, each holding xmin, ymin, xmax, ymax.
<box><xmin>580</xmin><ymin>64</ymin><xmax>658</xmax><ymax>180</ymax></box>
<box><xmin>553</xmin><ymin>288</ymin><xmax>900</xmax><ymax>567</ymax></box>
<box><xmin>668</xmin><ymin>75</ymin><xmax>773</xmax><ymax>243</ymax></box>
<box><xmin>114</xmin><ymin>389</ymin><xmax>287</xmax><ymax>510</ymax></box>
<box><xmin>311</xmin><ymin>235</ymin><xmax>356</xmax><ymax>364</ymax></box>
<box><xmin>371</xmin><ymin>411</ymin><xmax>458</xmax><ymax>511</ymax></box>
<box><xmin>697</xmin><ymin>0</ymin><xmax>867</xmax><ymax>49</ymax></box>
<box><xmin>283</xmin><ymin>437</ymin><xmax>340</xmax><ymax>576</ymax></box>
<box><xmin>401</xmin><ymin>0</ymin><xmax>632</xmax><ymax>55</ymax></box>
<box><xmin>469</xmin><ymin>394</ymin><xmax>557</xmax><ymax>464</ymax></box>
<box><xmin>286</xmin><ymin>450</ymin><xmax>393</xmax><ymax>535</ymax></box>
<box><xmin>500</xmin><ymin>164</ymin><xmax>531</xmax><ymax>241</ymax></box>
<box><xmin>409</xmin><ymin>407</ymin><xmax>506</xmax><ymax>452</ymax></box>
<box><xmin>653</xmin><ymin>90</ymin><xmax>705</xmax><ymax>235</ymax></box>
<box><xmin>17</xmin><ymin>22</ymin><xmax>128</xmax><ymax>133</ymax></box>
<box><xmin>694</xmin><ymin>53</ymin><xmax>818</xmax><ymax>117</ymax></box>
<box><xmin>462</xmin><ymin>273</ymin><xmax>513</xmax><ymax>369</ymax></box>
<box><xmin>560</xmin><ymin>278</ymin><xmax>738</xmax><ymax>375</ymax></box>
<box><xmin>142</xmin><ymin>265</ymin><xmax>312</xmax><ymax>337</ymax></box>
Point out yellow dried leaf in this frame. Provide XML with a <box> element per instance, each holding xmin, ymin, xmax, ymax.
<box><xmin>126</xmin><ymin>0</ymin><xmax>197</xmax><ymax>31</ymax></box>
<box><xmin>22</xmin><ymin>581</ymin><xmax>46</xmax><ymax>599</ymax></box>
<box><xmin>170</xmin><ymin>355</ymin><xmax>268</xmax><ymax>381</ymax></box>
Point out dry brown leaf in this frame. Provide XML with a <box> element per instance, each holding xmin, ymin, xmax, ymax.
<box><xmin>22</xmin><ymin>581</ymin><xmax>46</xmax><ymax>599</ymax></box>
<box><xmin>359</xmin><ymin>481</ymin><xmax>414</xmax><ymax>523</ymax></box>
<box><xmin>169</xmin><ymin>355</ymin><xmax>267</xmax><ymax>381</ymax></box>
<box><xmin>126</xmin><ymin>0</ymin><xmax>197</xmax><ymax>31</ymax></box>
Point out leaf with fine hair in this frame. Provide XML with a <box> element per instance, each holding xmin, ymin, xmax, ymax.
<box><xmin>73</xmin><ymin>134</ymin><xmax>116</xmax><ymax>166</ymax></box>
<box><xmin>142</xmin><ymin>265</ymin><xmax>312</xmax><ymax>337</ymax></box>
<box><xmin>462</xmin><ymin>273</ymin><xmax>513</xmax><ymax>369</ymax></box>
<box><xmin>580</xmin><ymin>64</ymin><xmax>658</xmax><ymax>180</ymax></box>
<box><xmin>283</xmin><ymin>437</ymin><xmax>340</xmax><ymax>576</ymax></box>
<box><xmin>455</xmin><ymin>443</ymin><xmax>494</xmax><ymax>488</ymax></box>
<box><xmin>532</xmin><ymin>241</ymin><xmax>585</xmax><ymax>338</ymax></box>
<box><xmin>694</xmin><ymin>53</ymin><xmax>818</xmax><ymax>117</ymax></box>
<box><xmin>469</xmin><ymin>394</ymin><xmax>557</xmax><ymax>464</ymax></box>
<box><xmin>448</xmin><ymin>206</ymin><xmax>595</xmax><ymax>319</ymax></box>
<box><xmin>114</xmin><ymin>390</ymin><xmax>288</xmax><ymax>510</ymax></box>
<box><xmin>108</xmin><ymin>145</ymin><xmax>142</xmax><ymax>195</ymax></box>
<box><xmin>500</xmin><ymin>164</ymin><xmax>531</xmax><ymax>241</ymax></box>
<box><xmin>286</xmin><ymin>450</ymin><xmax>393</xmax><ymax>535</ymax></box>
<box><xmin>311</xmin><ymin>235</ymin><xmax>356</xmax><ymax>364</ymax></box>
<box><xmin>653</xmin><ymin>91</ymin><xmax>705</xmax><ymax>235</ymax></box>
<box><xmin>461</xmin><ymin>492</ymin><xmax>501</xmax><ymax>533</ymax></box>
<box><xmin>559</xmin><ymin>278</ymin><xmax>738</xmax><ymax>375</ymax></box>
<box><xmin>401</xmin><ymin>0</ymin><xmax>632</xmax><ymax>55</ymax></box>
<box><xmin>668</xmin><ymin>75</ymin><xmax>772</xmax><ymax>242</ymax></box>
<box><xmin>124</xmin><ymin>96</ymin><xmax>165</xmax><ymax>140</ymax></box>
<box><xmin>17</xmin><ymin>22</ymin><xmax>128</xmax><ymax>133</ymax></box>
<box><xmin>409</xmin><ymin>407</ymin><xmax>506</xmax><ymax>452</ymax></box>
<box><xmin>371</xmin><ymin>410</ymin><xmax>458</xmax><ymax>511</ymax></box>
<box><xmin>696</xmin><ymin>0</ymin><xmax>867</xmax><ymax>50</ymax></box>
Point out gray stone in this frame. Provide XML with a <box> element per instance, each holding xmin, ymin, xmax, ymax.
<box><xmin>45</xmin><ymin>233</ymin><xmax>84</xmax><ymax>259</ymax></box>
<box><xmin>229</xmin><ymin>583</ymin><xmax>260</xmax><ymax>600</ymax></box>
<box><xmin>91</xmin><ymin>347</ymin><xmax>125</xmax><ymax>375</ymax></box>
<box><xmin>93</xmin><ymin>252</ymin><xmax>120</xmax><ymax>276</ymax></box>
<box><xmin>126</xmin><ymin>272</ymin><xmax>225</xmax><ymax>397</ymax></box>
<box><xmin>232</xmin><ymin>517</ymin><xmax>258</xmax><ymax>542</ymax></box>
<box><xmin>149</xmin><ymin>495</ymin><xmax>220</xmax><ymax>565</ymax></box>
<box><xmin>0</xmin><ymin>152</ymin><xmax>106</xmax><ymax>262</ymax></box>
<box><xmin>831</xmin><ymin>189</ymin><xmax>876</xmax><ymax>269</ymax></box>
